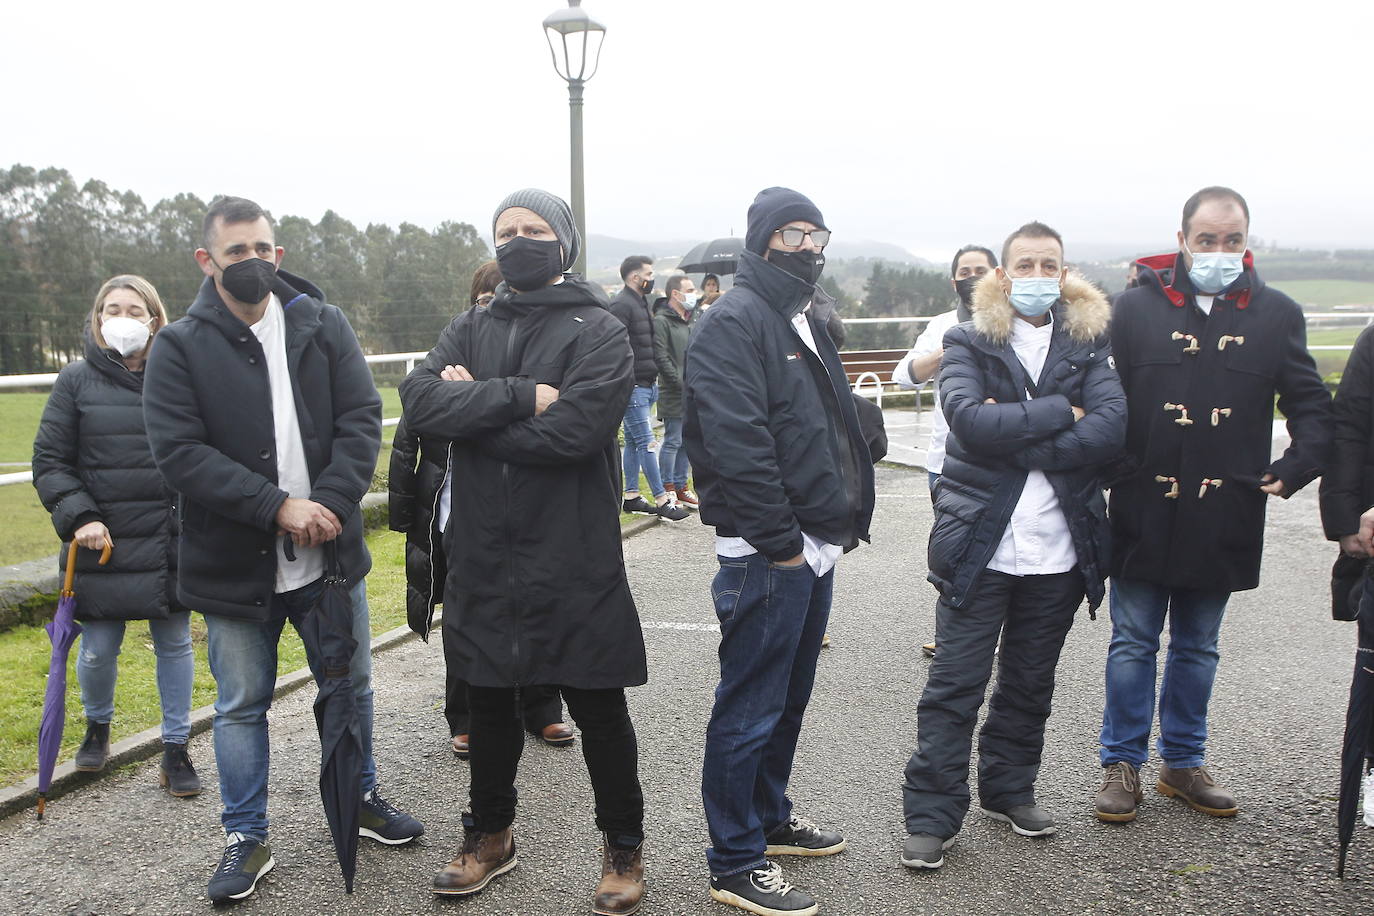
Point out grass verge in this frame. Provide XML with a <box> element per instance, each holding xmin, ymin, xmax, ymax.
<box><xmin>0</xmin><ymin>527</ymin><xmax>411</xmax><ymax>788</ymax></box>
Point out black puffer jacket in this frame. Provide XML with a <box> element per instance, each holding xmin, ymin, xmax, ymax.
<box><xmin>1320</xmin><ymin>324</ymin><xmax>1374</xmax><ymax>540</ymax></box>
<box><xmin>398</xmin><ymin>276</ymin><xmax>645</xmax><ymax>689</ymax></box>
<box><xmin>388</xmin><ymin>414</ymin><xmax>448</xmax><ymax>639</ymax></box>
<box><xmin>608</xmin><ymin>284</ymin><xmax>658</xmax><ymax>387</ymax></box>
<box><xmin>683</xmin><ymin>251</ymin><xmax>875</xmax><ymax>561</ymax></box>
<box><xmin>143</xmin><ymin>269</ymin><xmax>381</xmax><ymax>620</ymax></box>
<box><xmin>931</xmin><ymin>273</ymin><xmax>1126</xmax><ymax>613</ymax></box>
<box><xmin>32</xmin><ymin>331</ymin><xmax>181</xmax><ymax>620</ymax></box>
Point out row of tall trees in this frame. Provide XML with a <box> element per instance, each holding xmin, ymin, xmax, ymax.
<box><xmin>0</xmin><ymin>165</ymin><xmax>490</xmax><ymax>373</ymax></box>
<box><xmin>821</xmin><ymin>262</ymin><xmax>955</xmax><ymax>351</ymax></box>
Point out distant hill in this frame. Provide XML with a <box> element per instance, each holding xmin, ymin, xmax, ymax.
<box><xmin>586</xmin><ymin>233</ymin><xmax>930</xmax><ymax>274</ymax></box>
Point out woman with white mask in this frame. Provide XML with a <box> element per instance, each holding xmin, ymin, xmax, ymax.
<box><xmin>32</xmin><ymin>275</ymin><xmax>201</xmax><ymax>798</ymax></box>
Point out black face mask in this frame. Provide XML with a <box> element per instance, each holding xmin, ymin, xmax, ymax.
<box><xmin>766</xmin><ymin>249</ymin><xmax>825</xmax><ymax>286</ymax></box>
<box><xmin>954</xmin><ymin>276</ymin><xmax>980</xmax><ymax>306</ymax></box>
<box><xmin>496</xmin><ymin>236</ymin><xmax>563</xmax><ymax>292</ymax></box>
<box><xmin>639</xmin><ymin>277</ymin><xmax>655</xmax><ymax>296</ymax></box>
<box><xmin>216</xmin><ymin>257</ymin><xmax>277</xmax><ymax>305</ymax></box>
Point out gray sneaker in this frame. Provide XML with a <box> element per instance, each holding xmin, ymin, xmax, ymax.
<box><xmin>981</xmin><ymin>804</ymin><xmax>1058</xmax><ymax>837</ymax></box>
<box><xmin>900</xmin><ymin>833</ymin><xmax>954</xmax><ymax>869</ymax></box>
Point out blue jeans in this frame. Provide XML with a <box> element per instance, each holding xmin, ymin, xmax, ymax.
<box><xmin>622</xmin><ymin>383</ymin><xmax>665</xmax><ymax>498</ymax></box>
<box><xmin>77</xmin><ymin>613</ymin><xmax>194</xmax><ymax>744</ymax></box>
<box><xmin>1099</xmin><ymin>577</ymin><xmax>1230</xmax><ymax>769</ymax></box>
<box><xmin>702</xmin><ymin>553</ymin><xmax>833</xmax><ymax>878</ymax></box>
<box><xmin>658</xmin><ymin>416</ymin><xmax>690</xmax><ymax>489</ymax></box>
<box><xmin>205</xmin><ymin>578</ymin><xmax>377</xmax><ymax>839</ymax></box>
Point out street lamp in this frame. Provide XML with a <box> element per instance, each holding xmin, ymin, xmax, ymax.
<box><xmin>543</xmin><ymin>0</ymin><xmax>605</xmax><ymax>277</ymax></box>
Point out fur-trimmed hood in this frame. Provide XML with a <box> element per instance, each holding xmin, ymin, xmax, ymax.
<box><xmin>969</xmin><ymin>271</ymin><xmax>1110</xmax><ymax>346</ymax></box>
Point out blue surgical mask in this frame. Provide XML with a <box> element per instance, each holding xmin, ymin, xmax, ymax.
<box><xmin>1009</xmin><ymin>276</ymin><xmax>1060</xmax><ymax>317</ymax></box>
<box><xmin>681</xmin><ymin>292</ymin><xmax>700</xmax><ymax>311</ymax></box>
<box><xmin>1184</xmin><ymin>242</ymin><xmax>1244</xmax><ymax>293</ymax></box>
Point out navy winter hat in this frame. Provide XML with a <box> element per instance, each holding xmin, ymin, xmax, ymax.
<box><xmin>744</xmin><ymin>187</ymin><xmax>827</xmax><ymax>256</ymax></box>
<box><xmin>492</xmin><ymin>188</ymin><xmax>581</xmax><ymax>271</ymax></box>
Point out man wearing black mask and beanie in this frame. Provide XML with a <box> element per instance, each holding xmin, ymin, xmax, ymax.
<box><xmin>684</xmin><ymin>187</ymin><xmax>877</xmax><ymax>916</ymax></box>
<box><xmin>400</xmin><ymin>188</ymin><xmax>647</xmax><ymax>915</ymax></box>
<box><xmin>892</xmin><ymin>244</ymin><xmax>998</xmax><ymax>657</ymax></box>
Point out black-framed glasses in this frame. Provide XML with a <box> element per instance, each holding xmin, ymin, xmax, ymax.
<box><xmin>774</xmin><ymin>227</ymin><xmax>831</xmax><ymax>248</ymax></box>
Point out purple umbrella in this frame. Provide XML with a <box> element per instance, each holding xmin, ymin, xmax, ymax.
<box><xmin>37</xmin><ymin>538</ymin><xmax>110</xmax><ymax>819</ymax></box>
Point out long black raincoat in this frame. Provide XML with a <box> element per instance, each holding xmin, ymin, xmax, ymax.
<box><xmin>397</xmin><ymin>277</ymin><xmax>646</xmax><ymax>689</ymax></box>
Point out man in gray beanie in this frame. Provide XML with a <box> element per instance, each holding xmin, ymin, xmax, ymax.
<box><xmin>684</xmin><ymin>187</ymin><xmax>877</xmax><ymax>916</ymax></box>
<box><xmin>401</xmin><ymin>189</ymin><xmax>647</xmax><ymax>914</ymax></box>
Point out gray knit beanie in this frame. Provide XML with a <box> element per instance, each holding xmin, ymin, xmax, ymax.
<box><xmin>492</xmin><ymin>188</ymin><xmax>580</xmax><ymax>271</ymax></box>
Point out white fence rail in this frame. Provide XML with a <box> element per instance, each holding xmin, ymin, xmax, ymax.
<box><xmin>0</xmin><ymin>311</ymin><xmax>1366</xmax><ymax>484</ymax></box>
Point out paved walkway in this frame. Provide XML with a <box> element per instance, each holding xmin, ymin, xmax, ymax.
<box><xmin>0</xmin><ymin>463</ymin><xmax>1365</xmax><ymax>915</ymax></box>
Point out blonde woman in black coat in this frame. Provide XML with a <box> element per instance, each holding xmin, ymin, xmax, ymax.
<box><xmin>32</xmin><ymin>275</ymin><xmax>200</xmax><ymax>797</ymax></box>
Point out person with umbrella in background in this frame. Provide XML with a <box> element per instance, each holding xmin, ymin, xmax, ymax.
<box><xmin>388</xmin><ymin>259</ymin><xmax>573</xmax><ymax>757</ymax></box>
<box><xmin>1319</xmin><ymin>319</ymin><xmax>1374</xmax><ymax>869</ymax></box>
<box><xmin>143</xmin><ymin>197</ymin><xmax>423</xmax><ymax>903</ymax></box>
<box><xmin>701</xmin><ymin>273</ymin><xmax>723</xmax><ymax>309</ymax></box>
<box><xmin>32</xmin><ymin>275</ymin><xmax>199</xmax><ymax>802</ymax></box>
<box><xmin>400</xmin><ymin>189</ymin><xmax>647</xmax><ymax>914</ymax></box>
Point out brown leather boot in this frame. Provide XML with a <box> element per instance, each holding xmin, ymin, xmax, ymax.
<box><xmin>432</xmin><ymin>817</ymin><xmax>517</xmax><ymax>896</ymax></box>
<box><xmin>1094</xmin><ymin>762</ymin><xmax>1143</xmax><ymax>823</ymax></box>
<box><xmin>1156</xmin><ymin>764</ymin><xmax>1238</xmax><ymax>817</ymax></box>
<box><xmin>592</xmin><ymin>834</ymin><xmax>644</xmax><ymax>916</ymax></box>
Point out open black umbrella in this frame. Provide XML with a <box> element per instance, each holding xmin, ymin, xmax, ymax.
<box><xmin>293</xmin><ymin>541</ymin><xmax>363</xmax><ymax>893</ymax></box>
<box><xmin>679</xmin><ymin>237</ymin><xmax>744</xmax><ymax>275</ymax></box>
<box><xmin>1338</xmin><ymin>587</ymin><xmax>1374</xmax><ymax>877</ymax></box>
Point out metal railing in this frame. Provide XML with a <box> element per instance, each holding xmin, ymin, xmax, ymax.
<box><xmin>1</xmin><ymin>311</ymin><xmax>1366</xmax><ymax>484</ymax></box>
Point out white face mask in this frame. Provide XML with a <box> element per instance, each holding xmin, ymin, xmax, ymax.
<box><xmin>681</xmin><ymin>292</ymin><xmax>700</xmax><ymax>311</ymax></box>
<box><xmin>101</xmin><ymin>315</ymin><xmax>152</xmax><ymax>357</ymax></box>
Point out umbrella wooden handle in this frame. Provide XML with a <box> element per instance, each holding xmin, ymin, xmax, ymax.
<box><xmin>62</xmin><ymin>539</ymin><xmax>113</xmax><ymax>595</ymax></box>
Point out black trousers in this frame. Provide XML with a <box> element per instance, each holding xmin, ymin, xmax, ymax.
<box><xmin>441</xmin><ymin>625</ymin><xmax>561</xmax><ymax>735</ymax></box>
<box><xmin>467</xmin><ymin>685</ymin><xmax>644</xmax><ymax>841</ymax></box>
<box><xmin>902</xmin><ymin>567</ymin><xmax>1082</xmax><ymax>838</ymax></box>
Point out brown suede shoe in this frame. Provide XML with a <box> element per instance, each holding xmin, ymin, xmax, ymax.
<box><xmin>540</xmin><ymin>722</ymin><xmax>575</xmax><ymax>747</ymax></box>
<box><xmin>592</xmin><ymin>834</ymin><xmax>644</xmax><ymax>916</ymax></box>
<box><xmin>1094</xmin><ymin>762</ymin><xmax>1143</xmax><ymax>823</ymax></box>
<box><xmin>433</xmin><ymin>819</ymin><xmax>517</xmax><ymax>896</ymax></box>
<box><xmin>1156</xmin><ymin>764</ymin><xmax>1238</xmax><ymax>817</ymax></box>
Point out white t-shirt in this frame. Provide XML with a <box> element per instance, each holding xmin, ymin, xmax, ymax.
<box><xmin>1195</xmin><ymin>294</ymin><xmax>1215</xmax><ymax>315</ymax></box>
<box><xmin>986</xmin><ymin>314</ymin><xmax>1077</xmax><ymax>577</ymax></box>
<box><xmin>892</xmin><ymin>308</ymin><xmax>960</xmax><ymax>474</ymax></box>
<box><xmin>713</xmin><ymin>305</ymin><xmax>843</xmax><ymax>578</ymax></box>
<box><xmin>251</xmin><ymin>294</ymin><xmax>325</xmax><ymax>593</ymax></box>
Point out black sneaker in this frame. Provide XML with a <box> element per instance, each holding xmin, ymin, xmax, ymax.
<box><xmin>360</xmin><ymin>788</ymin><xmax>425</xmax><ymax>844</ymax></box>
<box><xmin>159</xmin><ymin>742</ymin><xmax>202</xmax><ymax>797</ymax></box>
<box><xmin>74</xmin><ymin>720</ymin><xmax>110</xmax><ymax>772</ymax></box>
<box><xmin>656</xmin><ymin>498</ymin><xmax>691</xmax><ymax>522</ymax></box>
<box><xmin>900</xmin><ymin>833</ymin><xmax>954</xmax><ymax>870</ymax></box>
<box><xmin>622</xmin><ymin>496</ymin><xmax>657</xmax><ymax>515</ymax></box>
<box><xmin>709</xmin><ymin>861</ymin><xmax>817</xmax><ymax>915</ymax></box>
<box><xmin>764</xmin><ymin>814</ymin><xmax>846</xmax><ymax>856</ymax></box>
<box><xmin>207</xmin><ymin>832</ymin><xmax>275</xmax><ymax>903</ymax></box>
<box><xmin>981</xmin><ymin>803</ymin><xmax>1058</xmax><ymax>837</ymax></box>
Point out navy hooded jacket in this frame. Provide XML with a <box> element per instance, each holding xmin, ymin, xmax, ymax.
<box><xmin>683</xmin><ymin>250</ymin><xmax>874</xmax><ymax>561</ymax></box>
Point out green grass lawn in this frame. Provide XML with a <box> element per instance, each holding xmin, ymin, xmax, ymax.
<box><xmin>0</xmin><ymin>392</ymin><xmax>48</xmax><ymax>464</ymax></box>
<box><xmin>1269</xmin><ymin>279</ymin><xmax>1374</xmax><ymax>309</ymax></box>
<box><xmin>0</xmin><ymin>527</ymin><xmax>412</xmax><ymax>788</ymax></box>
<box><xmin>0</xmin><ymin>484</ymin><xmax>59</xmax><ymax>567</ymax></box>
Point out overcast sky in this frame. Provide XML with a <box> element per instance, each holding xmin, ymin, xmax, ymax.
<box><xmin>5</xmin><ymin>0</ymin><xmax>1370</xmax><ymax>261</ymax></box>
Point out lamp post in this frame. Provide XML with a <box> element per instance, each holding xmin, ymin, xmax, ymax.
<box><xmin>543</xmin><ymin>0</ymin><xmax>605</xmax><ymax>277</ymax></box>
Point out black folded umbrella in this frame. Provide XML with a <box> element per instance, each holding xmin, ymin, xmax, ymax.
<box><xmin>679</xmin><ymin>237</ymin><xmax>744</xmax><ymax>275</ymax></box>
<box><xmin>1337</xmin><ymin>581</ymin><xmax>1374</xmax><ymax>877</ymax></box>
<box><xmin>293</xmin><ymin>541</ymin><xmax>363</xmax><ymax>893</ymax></box>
